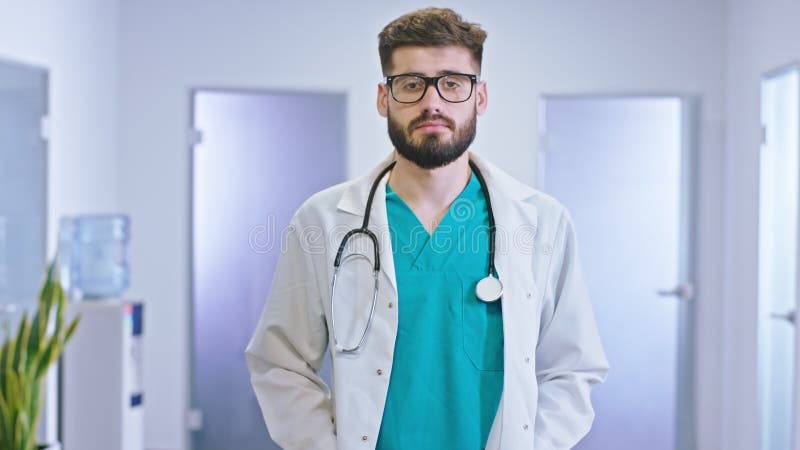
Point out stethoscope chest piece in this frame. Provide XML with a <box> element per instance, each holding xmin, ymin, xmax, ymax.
<box><xmin>476</xmin><ymin>275</ymin><xmax>503</xmax><ymax>303</ymax></box>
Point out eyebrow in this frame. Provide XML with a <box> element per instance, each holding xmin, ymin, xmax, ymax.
<box><xmin>401</xmin><ymin>70</ymin><xmax>465</xmax><ymax>77</ymax></box>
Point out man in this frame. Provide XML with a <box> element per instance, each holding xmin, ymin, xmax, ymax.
<box><xmin>246</xmin><ymin>7</ymin><xmax>608</xmax><ymax>450</ymax></box>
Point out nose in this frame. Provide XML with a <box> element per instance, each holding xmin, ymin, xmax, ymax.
<box><xmin>418</xmin><ymin>81</ymin><xmax>445</xmax><ymax>114</ymax></box>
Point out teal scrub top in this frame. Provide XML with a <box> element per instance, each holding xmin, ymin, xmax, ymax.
<box><xmin>376</xmin><ymin>170</ymin><xmax>504</xmax><ymax>450</ymax></box>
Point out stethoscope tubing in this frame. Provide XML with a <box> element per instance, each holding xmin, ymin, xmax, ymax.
<box><xmin>331</xmin><ymin>161</ymin><xmax>396</xmax><ymax>353</ymax></box>
<box><xmin>331</xmin><ymin>158</ymin><xmax>499</xmax><ymax>353</ymax></box>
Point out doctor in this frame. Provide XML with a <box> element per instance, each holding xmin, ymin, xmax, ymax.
<box><xmin>246</xmin><ymin>7</ymin><xmax>608</xmax><ymax>450</ymax></box>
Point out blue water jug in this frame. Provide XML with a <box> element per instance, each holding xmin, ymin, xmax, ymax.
<box><xmin>61</xmin><ymin>214</ymin><xmax>131</xmax><ymax>299</ymax></box>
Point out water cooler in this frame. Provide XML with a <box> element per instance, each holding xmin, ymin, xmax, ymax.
<box><xmin>58</xmin><ymin>214</ymin><xmax>143</xmax><ymax>450</ymax></box>
<box><xmin>62</xmin><ymin>300</ymin><xmax>144</xmax><ymax>450</ymax></box>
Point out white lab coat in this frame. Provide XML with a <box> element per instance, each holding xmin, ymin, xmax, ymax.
<box><xmin>245</xmin><ymin>151</ymin><xmax>609</xmax><ymax>450</ymax></box>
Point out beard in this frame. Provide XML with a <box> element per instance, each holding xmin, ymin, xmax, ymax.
<box><xmin>387</xmin><ymin>108</ymin><xmax>477</xmax><ymax>170</ymax></box>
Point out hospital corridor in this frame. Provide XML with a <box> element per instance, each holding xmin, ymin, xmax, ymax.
<box><xmin>0</xmin><ymin>1</ymin><xmax>798</xmax><ymax>449</ymax></box>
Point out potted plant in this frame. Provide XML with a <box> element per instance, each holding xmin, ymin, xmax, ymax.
<box><xmin>0</xmin><ymin>260</ymin><xmax>79</xmax><ymax>450</ymax></box>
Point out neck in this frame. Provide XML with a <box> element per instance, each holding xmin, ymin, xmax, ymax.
<box><xmin>386</xmin><ymin>150</ymin><xmax>472</xmax><ymax>210</ymax></box>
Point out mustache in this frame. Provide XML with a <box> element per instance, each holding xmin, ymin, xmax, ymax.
<box><xmin>407</xmin><ymin>113</ymin><xmax>455</xmax><ymax>132</ymax></box>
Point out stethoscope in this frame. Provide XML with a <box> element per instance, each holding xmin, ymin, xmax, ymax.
<box><xmin>330</xmin><ymin>159</ymin><xmax>503</xmax><ymax>353</ymax></box>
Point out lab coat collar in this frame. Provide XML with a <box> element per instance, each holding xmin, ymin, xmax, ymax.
<box><xmin>336</xmin><ymin>150</ymin><xmax>540</xmax><ymax>297</ymax></box>
<box><xmin>335</xmin><ymin>150</ymin><xmax>539</xmax><ymax>215</ymax></box>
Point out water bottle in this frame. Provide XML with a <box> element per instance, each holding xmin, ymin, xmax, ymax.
<box><xmin>69</xmin><ymin>214</ymin><xmax>131</xmax><ymax>299</ymax></box>
<box><xmin>57</xmin><ymin>217</ymin><xmax>75</xmax><ymax>298</ymax></box>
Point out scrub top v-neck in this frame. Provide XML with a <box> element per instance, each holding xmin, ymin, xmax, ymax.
<box><xmin>376</xmin><ymin>170</ymin><xmax>504</xmax><ymax>450</ymax></box>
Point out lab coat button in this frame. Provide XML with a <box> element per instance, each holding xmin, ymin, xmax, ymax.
<box><xmin>388</xmin><ymin>302</ymin><xmax>394</xmax><ymax>308</ymax></box>
<box><xmin>526</xmin><ymin>292</ymin><xmax>532</xmax><ymax>299</ymax></box>
<box><xmin>524</xmin><ymin>357</ymin><xmax>530</xmax><ymax>363</ymax></box>
<box><xmin>523</xmin><ymin>424</ymin><xmax>529</xmax><ymax>430</ymax></box>
<box><xmin>376</xmin><ymin>369</ymin><xmax>383</xmax><ymax>375</ymax></box>
<box><xmin>361</xmin><ymin>435</ymin><xmax>369</xmax><ymax>441</ymax></box>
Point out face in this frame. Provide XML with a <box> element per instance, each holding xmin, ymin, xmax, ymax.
<box><xmin>377</xmin><ymin>46</ymin><xmax>488</xmax><ymax>169</ymax></box>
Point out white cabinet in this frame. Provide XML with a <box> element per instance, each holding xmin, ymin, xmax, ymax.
<box><xmin>62</xmin><ymin>299</ymin><xmax>144</xmax><ymax>450</ymax></box>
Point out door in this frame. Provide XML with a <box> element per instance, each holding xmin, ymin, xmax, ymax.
<box><xmin>191</xmin><ymin>89</ymin><xmax>346</xmax><ymax>449</ymax></box>
<box><xmin>0</xmin><ymin>59</ymin><xmax>47</xmax><ymax>322</ymax></box>
<box><xmin>539</xmin><ymin>96</ymin><xmax>696</xmax><ymax>450</ymax></box>
<box><xmin>758</xmin><ymin>64</ymin><xmax>799</xmax><ymax>450</ymax></box>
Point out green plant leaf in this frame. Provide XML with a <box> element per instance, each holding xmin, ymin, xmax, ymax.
<box><xmin>5</xmin><ymin>369</ymin><xmax>22</xmax><ymax>449</ymax></box>
<box><xmin>3</xmin><ymin>337</ymin><xmax>17</xmax><ymax>402</ymax></box>
<box><xmin>0</xmin><ymin>259</ymin><xmax>79</xmax><ymax>449</ymax></box>
<box><xmin>51</xmin><ymin>286</ymin><xmax>65</xmax><ymax>341</ymax></box>
<box><xmin>0</xmin><ymin>384</ymin><xmax>13</xmax><ymax>446</ymax></box>
<box><xmin>0</xmin><ymin>338</ymin><xmax>9</xmax><ymax>396</ymax></box>
<box><xmin>18</xmin><ymin>409</ymin><xmax>30</xmax><ymax>450</ymax></box>
<box><xmin>4</xmin><ymin>337</ymin><xmax>15</xmax><ymax>373</ymax></box>
<box><xmin>34</xmin><ymin>338</ymin><xmax>58</xmax><ymax>382</ymax></box>
<box><xmin>6</xmin><ymin>369</ymin><xmax>21</xmax><ymax>413</ymax></box>
<box><xmin>13</xmin><ymin>409</ymin><xmax>21</xmax><ymax>450</ymax></box>
<box><xmin>18</xmin><ymin>318</ymin><xmax>32</xmax><ymax>380</ymax></box>
<box><xmin>37</xmin><ymin>262</ymin><xmax>56</xmax><ymax>318</ymax></box>
<box><xmin>12</xmin><ymin>314</ymin><xmax>29</xmax><ymax>373</ymax></box>
<box><xmin>36</xmin><ymin>263</ymin><xmax>59</xmax><ymax>346</ymax></box>
<box><xmin>13</xmin><ymin>405</ymin><xmax>33</xmax><ymax>450</ymax></box>
<box><xmin>64</xmin><ymin>318</ymin><xmax>80</xmax><ymax>345</ymax></box>
<box><xmin>25</xmin><ymin>304</ymin><xmax>43</xmax><ymax>373</ymax></box>
<box><xmin>27</xmin><ymin>380</ymin><xmax>42</xmax><ymax>443</ymax></box>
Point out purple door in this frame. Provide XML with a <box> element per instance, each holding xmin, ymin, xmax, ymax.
<box><xmin>191</xmin><ymin>90</ymin><xmax>346</xmax><ymax>449</ymax></box>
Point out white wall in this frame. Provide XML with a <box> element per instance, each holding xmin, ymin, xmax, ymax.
<box><xmin>722</xmin><ymin>1</ymin><xmax>800</xmax><ymax>449</ymax></box>
<box><xmin>117</xmin><ymin>1</ymin><xmax>726</xmax><ymax>448</ymax></box>
<box><xmin>0</xmin><ymin>0</ymin><xmax>120</xmax><ymax>254</ymax></box>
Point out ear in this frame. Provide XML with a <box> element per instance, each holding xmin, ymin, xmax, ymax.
<box><xmin>377</xmin><ymin>83</ymin><xmax>389</xmax><ymax>117</ymax></box>
<box><xmin>475</xmin><ymin>80</ymin><xmax>488</xmax><ymax>116</ymax></box>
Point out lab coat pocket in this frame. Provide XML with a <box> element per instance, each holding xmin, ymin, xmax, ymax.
<box><xmin>462</xmin><ymin>276</ymin><xmax>504</xmax><ymax>372</ymax></box>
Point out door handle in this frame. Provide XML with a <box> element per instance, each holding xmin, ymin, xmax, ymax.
<box><xmin>656</xmin><ymin>283</ymin><xmax>695</xmax><ymax>301</ymax></box>
<box><xmin>771</xmin><ymin>309</ymin><xmax>796</xmax><ymax>325</ymax></box>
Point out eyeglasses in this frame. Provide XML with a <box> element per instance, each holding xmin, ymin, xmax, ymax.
<box><xmin>385</xmin><ymin>73</ymin><xmax>478</xmax><ymax>104</ymax></box>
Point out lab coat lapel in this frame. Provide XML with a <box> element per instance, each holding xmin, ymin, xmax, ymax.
<box><xmin>467</xmin><ymin>152</ymin><xmax>539</xmax><ymax>283</ymax></box>
<box><xmin>468</xmin><ymin>152</ymin><xmax>540</xmax><ymax>449</ymax></box>
<box><xmin>370</xmin><ymin>176</ymin><xmax>398</xmax><ymax>301</ymax></box>
<box><xmin>336</xmin><ymin>152</ymin><xmax>399</xmax><ymax>298</ymax></box>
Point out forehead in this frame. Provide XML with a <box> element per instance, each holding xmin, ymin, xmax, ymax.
<box><xmin>389</xmin><ymin>45</ymin><xmax>478</xmax><ymax>75</ymax></box>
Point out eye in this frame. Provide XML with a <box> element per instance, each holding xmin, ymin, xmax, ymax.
<box><xmin>395</xmin><ymin>76</ymin><xmax>424</xmax><ymax>91</ymax></box>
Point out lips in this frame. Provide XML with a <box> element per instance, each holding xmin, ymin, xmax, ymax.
<box><xmin>411</xmin><ymin>115</ymin><xmax>454</xmax><ymax>131</ymax></box>
<box><xmin>416</xmin><ymin>121</ymin><xmax>449</xmax><ymax>130</ymax></box>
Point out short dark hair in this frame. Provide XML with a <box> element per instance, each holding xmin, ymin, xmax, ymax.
<box><xmin>378</xmin><ymin>8</ymin><xmax>487</xmax><ymax>75</ymax></box>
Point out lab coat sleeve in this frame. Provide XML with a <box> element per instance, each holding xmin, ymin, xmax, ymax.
<box><xmin>534</xmin><ymin>210</ymin><xmax>609</xmax><ymax>450</ymax></box>
<box><xmin>245</xmin><ymin>220</ymin><xmax>337</xmax><ymax>450</ymax></box>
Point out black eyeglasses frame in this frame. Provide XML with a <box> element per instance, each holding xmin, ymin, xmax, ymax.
<box><xmin>384</xmin><ymin>73</ymin><xmax>479</xmax><ymax>104</ymax></box>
